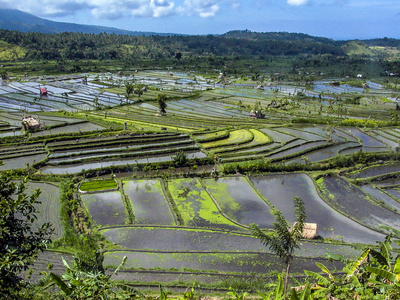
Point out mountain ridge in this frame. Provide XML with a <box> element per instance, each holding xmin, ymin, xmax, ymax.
<box><xmin>0</xmin><ymin>9</ymin><xmax>176</xmax><ymax>36</ymax></box>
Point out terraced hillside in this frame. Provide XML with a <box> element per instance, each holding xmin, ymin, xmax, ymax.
<box><xmin>2</xmin><ymin>70</ymin><xmax>400</xmax><ymax>290</ymax></box>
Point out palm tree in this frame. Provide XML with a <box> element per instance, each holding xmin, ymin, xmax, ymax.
<box><xmin>125</xmin><ymin>82</ymin><xmax>134</xmax><ymax>102</ymax></box>
<box><xmin>250</xmin><ymin>196</ymin><xmax>306</xmax><ymax>298</ymax></box>
<box><xmin>157</xmin><ymin>93</ymin><xmax>167</xmax><ymax>115</ymax></box>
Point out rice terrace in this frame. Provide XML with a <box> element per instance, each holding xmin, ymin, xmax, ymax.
<box><xmin>3</xmin><ymin>28</ymin><xmax>400</xmax><ymax>298</ymax></box>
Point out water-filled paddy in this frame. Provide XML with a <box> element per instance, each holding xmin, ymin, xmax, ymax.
<box><xmin>250</xmin><ymin>174</ymin><xmax>384</xmax><ymax>244</ymax></box>
<box><xmin>348</xmin><ymin>162</ymin><xmax>400</xmax><ymax>179</ymax></box>
<box><xmin>31</xmin><ymin>122</ymin><xmax>105</xmax><ymax>137</ymax></box>
<box><xmin>361</xmin><ymin>185</ymin><xmax>400</xmax><ymax>212</ymax></box>
<box><xmin>276</xmin><ymin>127</ymin><xmax>325</xmax><ymax>141</ymax></box>
<box><xmin>168</xmin><ymin>178</ymin><xmax>242</xmax><ymax>230</ymax></box>
<box><xmin>259</xmin><ymin>128</ymin><xmax>295</xmax><ymax>143</ymax></box>
<box><xmin>267</xmin><ymin>141</ymin><xmax>328</xmax><ymax>159</ymax></box>
<box><xmin>285</xmin><ymin>142</ymin><xmax>359</xmax><ymax>164</ymax></box>
<box><xmin>203</xmin><ymin>177</ymin><xmax>274</xmax><ymax>228</ymax></box>
<box><xmin>344</xmin><ymin>128</ymin><xmax>387</xmax><ymax>147</ymax></box>
<box><xmin>81</xmin><ymin>191</ymin><xmax>127</xmax><ymax>226</ymax></box>
<box><xmin>0</xmin><ymin>153</ymin><xmax>47</xmax><ymax>170</ymax></box>
<box><xmin>318</xmin><ymin>176</ymin><xmax>400</xmax><ymax>230</ymax></box>
<box><xmin>104</xmin><ymin>250</ymin><xmax>342</xmax><ymax>274</ymax></box>
<box><xmin>26</xmin><ymin>182</ymin><xmax>62</xmax><ymax>239</ymax></box>
<box><xmin>123</xmin><ymin>180</ymin><xmax>175</xmax><ymax>225</ymax></box>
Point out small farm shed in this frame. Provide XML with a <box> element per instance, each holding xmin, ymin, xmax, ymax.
<box><xmin>302</xmin><ymin>223</ymin><xmax>318</xmax><ymax>239</ymax></box>
<box><xmin>40</xmin><ymin>87</ymin><xmax>48</xmax><ymax>96</ymax></box>
<box><xmin>249</xmin><ymin>110</ymin><xmax>265</xmax><ymax>119</ymax></box>
<box><xmin>22</xmin><ymin>116</ymin><xmax>43</xmax><ymax>131</ymax></box>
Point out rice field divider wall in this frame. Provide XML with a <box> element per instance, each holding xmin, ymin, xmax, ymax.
<box><xmin>78</xmin><ymin>178</ymin><xmax>119</xmax><ymax>194</ymax></box>
<box><xmin>202</xmin><ymin>130</ymin><xmax>255</xmax><ymax>150</ymax></box>
<box><xmin>375</xmin><ymin>186</ymin><xmax>400</xmax><ymax>207</ymax></box>
<box><xmin>47</xmin><ymin>132</ymin><xmax>184</xmax><ymax>151</ymax></box>
<box><xmin>267</xmin><ymin>141</ymin><xmax>337</xmax><ymax>163</ymax></box>
<box><xmin>0</xmin><ymin>149</ymin><xmax>47</xmax><ymax>160</ymax></box>
<box><xmin>192</xmin><ymin>130</ymin><xmax>230</xmax><ymax>143</ymax></box>
<box><xmin>337</xmin><ymin>144</ymin><xmax>362</xmax><ymax>155</ymax></box>
<box><xmin>209</xmin><ymin>139</ymin><xmax>275</xmax><ymax>156</ymax></box>
<box><xmin>198</xmin><ymin>177</ymin><xmax>250</xmax><ymax>231</ymax></box>
<box><xmin>94</xmin><ymin>114</ymin><xmax>197</xmax><ymax>132</ymax></box>
<box><xmin>119</xmin><ymin>180</ymin><xmax>135</xmax><ymax>225</ymax></box>
<box><xmin>46</xmin><ymin>145</ymin><xmax>201</xmax><ymax>166</ymax></box>
<box><xmin>219</xmin><ymin>142</ymin><xmax>285</xmax><ymax>160</ymax></box>
<box><xmin>160</xmin><ymin>178</ymin><xmax>182</xmax><ymax>226</ymax></box>
<box><xmin>351</xmin><ymin>171</ymin><xmax>400</xmax><ymax>187</ymax></box>
<box><xmin>48</xmin><ymin>139</ymin><xmax>196</xmax><ymax>160</ymax></box>
<box><xmin>244</xmin><ymin>176</ymin><xmax>274</xmax><ymax>210</ymax></box>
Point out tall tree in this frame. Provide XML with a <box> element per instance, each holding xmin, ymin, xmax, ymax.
<box><xmin>125</xmin><ymin>81</ymin><xmax>135</xmax><ymax>101</ymax></box>
<box><xmin>0</xmin><ymin>176</ymin><xmax>53</xmax><ymax>298</ymax></box>
<box><xmin>156</xmin><ymin>93</ymin><xmax>167</xmax><ymax>115</ymax></box>
<box><xmin>250</xmin><ymin>196</ymin><xmax>306</xmax><ymax>298</ymax></box>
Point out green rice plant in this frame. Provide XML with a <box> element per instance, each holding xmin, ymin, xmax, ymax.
<box><xmin>79</xmin><ymin>180</ymin><xmax>117</xmax><ymax>192</ymax></box>
<box><xmin>201</xmin><ymin>129</ymin><xmax>254</xmax><ymax>149</ymax></box>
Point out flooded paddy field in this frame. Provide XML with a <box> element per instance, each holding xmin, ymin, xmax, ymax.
<box><xmin>81</xmin><ymin>191</ymin><xmax>127</xmax><ymax>227</ymax></box>
<box><xmin>25</xmin><ymin>182</ymin><xmax>62</xmax><ymax>239</ymax></box>
<box><xmin>317</xmin><ymin>175</ymin><xmax>400</xmax><ymax>230</ymax></box>
<box><xmin>250</xmin><ymin>174</ymin><xmax>384</xmax><ymax>244</ymax></box>
<box><xmin>361</xmin><ymin>185</ymin><xmax>400</xmax><ymax>212</ymax></box>
<box><xmin>2</xmin><ymin>70</ymin><xmax>400</xmax><ymax>285</ymax></box>
<box><xmin>0</xmin><ymin>153</ymin><xmax>47</xmax><ymax>170</ymax></box>
<box><xmin>347</xmin><ymin>162</ymin><xmax>400</xmax><ymax>179</ymax></box>
<box><xmin>104</xmin><ymin>250</ymin><xmax>343</xmax><ymax>275</ymax></box>
<box><xmin>168</xmin><ymin>178</ymin><xmax>243</xmax><ymax>230</ymax></box>
<box><xmin>123</xmin><ymin>180</ymin><xmax>175</xmax><ymax>225</ymax></box>
<box><xmin>203</xmin><ymin>177</ymin><xmax>274</xmax><ymax>228</ymax></box>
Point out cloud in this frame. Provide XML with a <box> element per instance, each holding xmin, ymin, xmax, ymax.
<box><xmin>287</xmin><ymin>0</ymin><xmax>308</xmax><ymax>6</ymax></box>
<box><xmin>179</xmin><ymin>0</ymin><xmax>220</xmax><ymax>18</ymax></box>
<box><xmin>0</xmin><ymin>0</ymin><xmax>226</xmax><ymax>19</ymax></box>
<box><xmin>287</xmin><ymin>0</ymin><xmax>350</xmax><ymax>7</ymax></box>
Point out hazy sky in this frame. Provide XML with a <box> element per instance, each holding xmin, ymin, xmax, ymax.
<box><xmin>1</xmin><ymin>0</ymin><xmax>399</xmax><ymax>40</ymax></box>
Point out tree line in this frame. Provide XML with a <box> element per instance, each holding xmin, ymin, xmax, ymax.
<box><xmin>0</xmin><ymin>29</ymin><xmax>345</xmax><ymax>61</ymax></box>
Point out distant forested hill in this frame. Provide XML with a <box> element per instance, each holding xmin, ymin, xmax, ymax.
<box><xmin>222</xmin><ymin>30</ymin><xmax>337</xmax><ymax>44</ymax></box>
<box><xmin>0</xmin><ymin>9</ymin><xmax>172</xmax><ymax>36</ymax></box>
<box><xmin>0</xmin><ymin>29</ymin><xmax>345</xmax><ymax>61</ymax></box>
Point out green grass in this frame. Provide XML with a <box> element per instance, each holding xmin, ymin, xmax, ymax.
<box><xmin>80</xmin><ymin>179</ymin><xmax>117</xmax><ymax>192</ymax></box>
<box><xmin>201</xmin><ymin>129</ymin><xmax>254</xmax><ymax>149</ymax></box>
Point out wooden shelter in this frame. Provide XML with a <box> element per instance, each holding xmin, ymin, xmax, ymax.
<box><xmin>249</xmin><ymin>110</ymin><xmax>265</xmax><ymax>119</ymax></box>
<box><xmin>302</xmin><ymin>223</ymin><xmax>318</xmax><ymax>239</ymax></box>
<box><xmin>22</xmin><ymin>116</ymin><xmax>43</xmax><ymax>131</ymax></box>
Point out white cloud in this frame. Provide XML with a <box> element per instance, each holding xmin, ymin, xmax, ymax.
<box><xmin>0</xmin><ymin>0</ymin><xmax>226</xmax><ymax>19</ymax></box>
<box><xmin>180</xmin><ymin>0</ymin><xmax>220</xmax><ymax>17</ymax></box>
<box><xmin>287</xmin><ymin>0</ymin><xmax>308</xmax><ymax>6</ymax></box>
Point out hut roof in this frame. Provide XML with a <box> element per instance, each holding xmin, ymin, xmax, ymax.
<box><xmin>302</xmin><ymin>223</ymin><xmax>318</xmax><ymax>239</ymax></box>
<box><xmin>22</xmin><ymin>116</ymin><xmax>40</xmax><ymax>129</ymax></box>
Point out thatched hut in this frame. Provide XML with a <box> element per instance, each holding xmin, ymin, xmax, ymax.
<box><xmin>302</xmin><ymin>223</ymin><xmax>318</xmax><ymax>239</ymax></box>
<box><xmin>22</xmin><ymin>116</ymin><xmax>43</xmax><ymax>131</ymax></box>
<box><xmin>249</xmin><ymin>110</ymin><xmax>265</xmax><ymax>119</ymax></box>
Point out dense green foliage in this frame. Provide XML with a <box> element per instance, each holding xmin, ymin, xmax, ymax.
<box><xmin>0</xmin><ymin>177</ymin><xmax>53</xmax><ymax>298</ymax></box>
<box><xmin>0</xmin><ymin>29</ymin><xmax>346</xmax><ymax>61</ymax></box>
<box><xmin>250</xmin><ymin>197</ymin><xmax>306</xmax><ymax>298</ymax></box>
